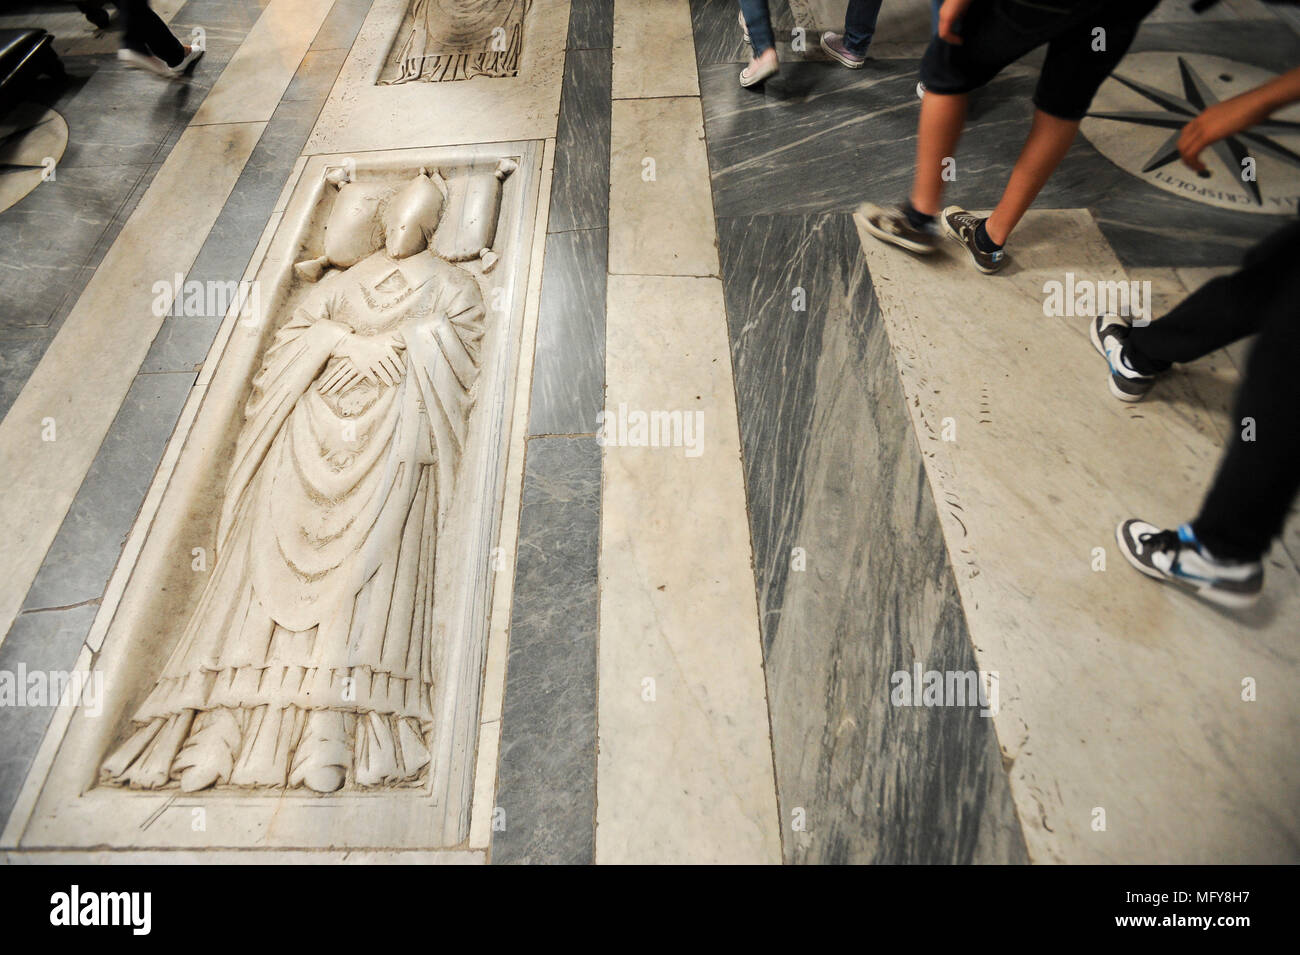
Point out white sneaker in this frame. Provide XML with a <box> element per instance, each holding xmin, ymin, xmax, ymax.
<box><xmin>169</xmin><ymin>45</ymin><xmax>204</xmax><ymax>77</ymax></box>
<box><xmin>1116</xmin><ymin>520</ymin><xmax>1263</xmax><ymax>608</ymax></box>
<box><xmin>916</xmin><ymin>81</ymin><xmax>926</xmax><ymax>100</ymax></box>
<box><xmin>117</xmin><ymin>47</ymin><xmax>172</xmax><ymax>78</ymax></box>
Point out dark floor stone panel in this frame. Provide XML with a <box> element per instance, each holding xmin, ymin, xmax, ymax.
<box><xmin>548</xmin><ymin>47</ymin><xmax>611</xmax><ymax>234</ymax></box>
<box><xmin>691</xmin><ymin>0</ymin><xmax>797</xmax><ymax>67</ymax></box>
<box><xmin>568</xmin><ymin>0</ymin><xmax>614</xmax><ymax>50</ymax></box>
<box><xmin>717</xmin><ymin>212</ymin><xmax>1027</xmax><ymax>863</ymax></box>
<box><xmin>0</xmin><ymin>602</ymin><xmax>100</xmax><ymax>835</ymax></box>
<box><xmin>309</xmin><ymin>0</ymin><xmax>375</xmax><ymax>52</ymax></box>
<box><xmin>527</xmin><ymin>228</ymin><xmax>606</xmax><ymax>437</ymax></box>
<box><xmin>491</xmin><ymin>436</ymin><xmax>600</xmax><ymax>865</ymax></box>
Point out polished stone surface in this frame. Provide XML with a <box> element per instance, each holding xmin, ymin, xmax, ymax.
<box><xmin>857</xmin><ymin>207</ymin><xmax>1300</xmax><ymax>862</ymax></box>
<box><xmin>717</xmin><ymin>211</ymin><xmax>1027</xmax><ymax>862</ymax></box>
<box><xmin>548</xmin><ymin>47</ymin><xmax>611</xmax><ymax>234</ymax></box>
<box><xmin>609</xmin><ymin>96</ymin><xmax>720</xmax><ymax>276</ymax></box>
<box><xmin>612</xmin><ymin>0</ymin><xmax>699</xmax><ymax>100</ymax></box>
<box><xmin>492</xmin><ymin>436</ymin><xmax>600</xmax><ymax>865</ymax></box>
<box><xmin>528</xmin><ymin>228</ymin><xmax>606</xmax><ymax>436</ymax></box>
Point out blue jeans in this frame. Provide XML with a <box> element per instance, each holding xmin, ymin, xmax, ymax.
<box><xmin>739</xmin><ymin>0</ymin><xmax>775</xmax><ymax>55</ymax></box>
<box><xmin>843</xmin><ymin>0</ymin><xmax>885</xmax><ymax>56</ymax></box>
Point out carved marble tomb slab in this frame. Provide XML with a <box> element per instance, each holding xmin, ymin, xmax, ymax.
<box><xmin>13</xmin><ymin>143</ymin><xmax>542</xmax><ymax>851</ymax></box>
<box><xmin>382</xmin><ymin>0</ymin><xmax>531</xmax><ymax>84</ymax></box>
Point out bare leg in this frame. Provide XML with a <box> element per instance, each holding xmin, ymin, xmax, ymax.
<box><xmin>908</xmin><ymin>91</ymin><xmax>968</xmax><ymax>216</ymax></box>
<box><xmin>985</xmin><ymin>109</ymin><xmax>1079</xmax><ymax>245</ymax></box>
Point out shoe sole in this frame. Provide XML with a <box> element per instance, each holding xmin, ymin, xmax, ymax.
<box><xmin>855</xmin><ymin>205</ymin><xmax>935</xmax><ymax>255</ymax></box>
<box><xmin>1115</xmin><ymin>522</ymin><xmax>1259</xmax><ymax>609</ymax></box>
<box><xmin>740</xmin><ymin>62</ymin><xmax>779</xmax><ymax>88</ymax></box>
<box><xmin>940</xmin><ymin>213</ymin><xmax>1001</xmax><ymax>274</ymax></box>
<box><xmin>819</xmin><ymin>36</ymin><xmax>864</xmax><ymax>69</ymax></box>
<box><xmin>1088</xmin><ymin>319</ymin><xmax>1147</xmax><ymax>403</ymax></box>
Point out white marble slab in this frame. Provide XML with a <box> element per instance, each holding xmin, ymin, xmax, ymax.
<box><xmin>598</xmin><ymin>274</ymin><xmax>780</xmax><ymax>864</ymax></box>
<box><xmin>609</xmin><ymin>96</ymin><xmax>720</xmax><ymax>276</ymax></box>
<box><xmin>306</xmin><ymin>0</ymin><xmax>570</xmax><ymax>153</ymax></box>
<box><xmin>612</xmin><ymin>0</ymin><xmax>699</xmax><ymax>99</ymax></box>
<box><xmin>856</xmin><ymin>207</ymin><xmax>1300</xmax><ymax>863</ymax></box>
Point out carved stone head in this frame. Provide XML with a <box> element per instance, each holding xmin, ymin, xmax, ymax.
<box><xmin>382</xmin><ymin>169</ymin><xmax>447</xmax><ymax>259</ymax></box>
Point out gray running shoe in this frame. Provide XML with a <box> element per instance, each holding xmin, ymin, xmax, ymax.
<box><xmin>1117</xmin><ymin>520</ymin><xmax>1263</xmax><ymax>608</ymax></box>
<box><xmin>941</xmin><ymin>206</ymin><xmax>1007</xmax><ymax>274</ymax></box>
<box><xmin>855</xmin><ymin>202</ymin><xmax>938</xmax><ymax>254</ymax></box>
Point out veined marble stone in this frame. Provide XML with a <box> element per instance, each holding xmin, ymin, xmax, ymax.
<box><xmin>382</xmin><ymin>0</ymin><xmax>531</xmax><ymax>84</ymax></box>
<box><xmin>11</xmin><ymin>144</ymin><xmax>542</xmax><ymax>850</ymax></box>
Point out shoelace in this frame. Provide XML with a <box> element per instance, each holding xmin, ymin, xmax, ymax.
<box><xmin>1138</xmin><ymin>529</ymin><xmax>1181</xmax><ymax>555</ymax></box>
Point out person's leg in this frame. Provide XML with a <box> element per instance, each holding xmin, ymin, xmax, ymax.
<box><xmin>909</xmin><ymin>91</ymin><xmax>968</xmax><ymax>216</ymax></box>
<box><xmin>983</xmin><ymin>110</ymin><xmax>1078</xmax><ymax>244</ymax></box>
<box><xmin>842</xmin><ymin>0</ymin><xmax>885</xmax><ymax>56</ymax></box>
<box><xmin>115</xmin><ymin>0</ymin><xmax>185</xmax><ymax>66</ymax></box>
<box><xmin>930</xmin><ymin>0</ymin><xmax>941</xmax><ymax>36</ymax></box>
<box><xmin>1126</xmin><ymin>220</ymin><xmax>1300</xmax><ymax>374</ymax></box>
<box><xmin>738</xmin><ymin>0</ymin><xmax>775</xmax><ymax>56</ymax></box>
<box><xmin>1192</xmin><ymin>288</ymin><xmax>1300</xmax><ymax>562</ymax></box>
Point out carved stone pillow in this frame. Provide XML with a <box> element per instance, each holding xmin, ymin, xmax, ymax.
<box><xmin>432</xmin><ymin>159</ymin><xmax>517</xmax><ymax>263</ymax></box>
<box><xmin>322</xmin><ymin>180</ymin><xmax>389</xmax><ymax>269</ymax></box>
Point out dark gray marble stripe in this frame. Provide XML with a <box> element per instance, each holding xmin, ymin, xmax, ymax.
<box><xmin>568</xmin><ymin>0</ymin><xmax>614</xmax><ymax>50</ymax></box>
<box><xmin>527</xmin><ymin>228</ymin><xmax>606</xmax><ymax>437</ymax></box>
<box><xmin>0</xmin><ymin>602</ymin><xmax>100</xmax><ymax>833</ymax></box>
<box><xmin>717</xmin><ymin>212</ymin><xmax>1027</xmax><ymax>863</ymax></box>
<box><xmin>309</xmin><ymin>0</ymin><xmax>374</xmax><ymax>52</ymax></box>
<box><xmin>694</xmin><ymin>17</ymin><xmax>1290</xmax><ymax>268</ymax></box>
<box><xmin>548</xmin><ymin>47</ymin><xmax>611</xmax><ymax>235</ymax></box>
<box><xmin>491</xmin><ymin>436</ymin><xmax>600</xmax><ymax>865</ymax></box>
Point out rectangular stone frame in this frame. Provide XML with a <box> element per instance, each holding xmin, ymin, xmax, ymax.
<box><xmin>13</xmin><ymin>142</ymin><xmax>543</xmax><ymax>851</ymax></box>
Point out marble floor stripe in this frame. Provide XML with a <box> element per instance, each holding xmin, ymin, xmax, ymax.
<box><xmin>716</xmin><ymin>211</ymin><xmax>1027</xmax><ymax>863</ymax></box>
<box><xmin>609</xmin><ymin>96</ymin><xmax>720</xmax><ymax>276</ymax></box>
<box><xmin>491</xmin><ymin>436</ymin><xmax>601</xmax><ymax>865</ymax></box>
<box><xmin>569</xmin><ymin>0</ymin><xmax>615</xmax><ymax>50</ymax></box>
<box><xmin>0</xmin><ymin>120</ymin><xmax>264</xmax><ymax>653</ymax></box>
<box><xmin>528</xmin><ymin>229</ymin><xmax>607</xmax><ymax>436</ymax></box>
<box><xmin>857</xmin><ymin>208</ymin><xmax>1300</xmax><ymax>863</ymax></box>
<box><xmin>612</xmin><ymin>0</ymin><xmax>699</xmax><ymax>100</ymax></box>
<box><xmin>548</xmin><ymin>47</ymin><xmax>612</xmax><ymax>234</ymax></box>
<box><xmin>599</xmin><ymin>273</ymin><xmax>781</xmax><ymax>864</ymax></box>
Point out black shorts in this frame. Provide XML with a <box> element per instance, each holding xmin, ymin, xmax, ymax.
<box><xmin>919</xmin><ymin>0</ymin><xmax>1160</xmax><ymax>120</ymax></box>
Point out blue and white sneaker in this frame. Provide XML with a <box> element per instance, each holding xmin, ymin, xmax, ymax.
<box><xmin>1116</xmin><ymin>520</ymin><xmax>1263</xmax><ymax>608</ymax></box>
<box><xmin>1090</xmin><ymin>313</ymin><xmax>1155</xmax><ymax>402</ymax></box>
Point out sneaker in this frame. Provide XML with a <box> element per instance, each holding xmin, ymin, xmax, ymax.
<box><xmin>855</xmin><ymin>202</ymin><xmax>937</xmax><ymax>254</ymax></box>
<box><xmin>820</xmin><ymin>32</ymin><xmax>865</xmax><ymax>69</ymax></box>
<box><xmin>941</xmin><ymin>206</ymin><xmax>1006</xmax><ymax>274</ymax></box>
<box><xmin>916</xmin><ymin>80</ymin><xmax>926</xmax><ymax>99</ymax></box>
<box><xmin>169</xmin><ymin>44</ymin><xmax>204</xmax><ymax>77</ymax></box>
<box><xmin>1116</xmin><ymin>520</ymin><xmax>1263</xmax><ymax>608</ymax></box>
<box><xmin>1089</xmin><ymin>313</ymin><xmax>1156</xmax><ymax>402</ymax></box>
<box><xmin>117</xmin><ymin>47</ymin><xmax>173</xmax><ymax>78</ymax></box>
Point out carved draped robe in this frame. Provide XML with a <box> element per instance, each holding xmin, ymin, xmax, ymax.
<box><xmin>102</xmin><ymin>250</ymin><xmax>485</xmax><ymax>791</ymax></box>
<box><xmin>386</xmin><ymin>0</ymin><xmax>529</xmax><ymax>84</ymax></box>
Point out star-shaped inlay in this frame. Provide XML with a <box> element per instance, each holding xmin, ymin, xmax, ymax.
<box><xmin>1087</xmin><ymin>56</ymin><xmax>1300</xmax><ymax>205</ymax></box>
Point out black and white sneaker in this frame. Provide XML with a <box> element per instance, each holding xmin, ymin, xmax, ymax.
<box><xmin>1116</xmin><ymin>520</ymin><xmax>1263</xmax><ymax>608</ymax></box>
<box><xmin>855</xmin><ymin>202</ymin><xmax>938</xmax><ymax>255</ymax></box>
<box><xmin>1089</xmin><ymin>313</ymin><xmax>1155</xmax><ymax>402</ymax></box>
<box><xmin>941</xmin><ymin>206</ymin><xmax>1006</xmax><ymax>274</ymax></box>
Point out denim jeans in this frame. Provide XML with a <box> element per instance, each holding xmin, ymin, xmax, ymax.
<box><xmin>739</xmin><ymin>0</ymin><xmax>775</xmax><ymax>55</ymax></box>
<box><xmin>843</xmin><ymin>0</ymin><xmax>885</xmax><ymax>55</ymax></box>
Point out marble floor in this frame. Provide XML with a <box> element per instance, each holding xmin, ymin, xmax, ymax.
<box><xmin>0</xmin><ymin>0</ymin><xmax>1297</xmax><ymax>864</ymax></box>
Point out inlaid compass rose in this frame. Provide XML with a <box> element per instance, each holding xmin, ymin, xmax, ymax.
<box><xmin>1079</xmin><ymin>52</ymin><xmax>1300</xmax><ymax>215</ymax></box>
